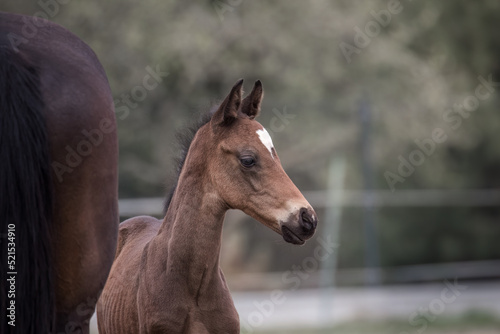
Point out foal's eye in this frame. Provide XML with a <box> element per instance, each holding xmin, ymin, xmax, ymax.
<box><xmin>240</xmin><ymin>157</ymin><xmax>256</xmax><ymax>168</ymax></box>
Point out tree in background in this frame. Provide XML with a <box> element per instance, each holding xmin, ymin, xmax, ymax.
<box><xmin>2</xmin><ymin>0</ymin><xmax>499</xmax><ymax>274</ymax></box>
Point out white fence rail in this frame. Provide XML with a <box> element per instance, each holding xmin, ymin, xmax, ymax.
<box><xmin>118</xmin><ymin>189</ymin><xmax>500</xmax><ymax>216</ymax></box>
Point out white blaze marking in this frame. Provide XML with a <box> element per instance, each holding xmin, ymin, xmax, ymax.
<box><xmin>256</xmin><ymin>128</ymin><xmax>274</xmax><ymax>159</ymax></box>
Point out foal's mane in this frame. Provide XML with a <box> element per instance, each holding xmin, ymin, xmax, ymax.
<box><xmin>163</xmin><ymin>106</ymin><xmax>217</xmax><ymax>213</ymax></box>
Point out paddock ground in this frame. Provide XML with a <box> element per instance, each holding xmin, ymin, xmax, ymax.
<box><xmin>90</xmin><ymin>281</ymin><xmax>500</xmax><ymax>333</ymax></box>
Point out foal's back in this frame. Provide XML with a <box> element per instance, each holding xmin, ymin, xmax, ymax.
<box><xmin>97</xmin><ymin>216</ymin><xmax>162</xmax><ymax>334</ymax></box>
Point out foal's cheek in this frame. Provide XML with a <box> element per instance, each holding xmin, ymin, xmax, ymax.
<box><xmin>244</xmin><ymin>171</ymin><xmax>263</xmax><ymax>194</ymax></box>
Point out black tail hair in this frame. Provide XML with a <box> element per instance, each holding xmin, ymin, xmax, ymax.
<box><xmin>0</xmin><ymin>46</ymin><xmax>55</xmax><ymax>333</ymax></box>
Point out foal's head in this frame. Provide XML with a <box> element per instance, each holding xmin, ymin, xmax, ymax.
<box><xmin>197</xmin><ymin>79</ymin><xmax>317</xmax><ymax>245</ymax></box>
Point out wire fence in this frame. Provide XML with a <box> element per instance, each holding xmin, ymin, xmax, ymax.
<box><xmin>118</xmin><ymin>189</ymin><xmax>500</xmax><ymax>217</ymax></box>
<box><xmin>118</xmin><ymin>190</ymin><xmax>500</xmax><ymax>287</ymax></box>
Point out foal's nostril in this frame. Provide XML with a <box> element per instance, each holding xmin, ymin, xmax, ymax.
<box><xmin>300</xmin><ymin>208</ymin><xmax>317</xmax><ymax>232</ymax></box>
<box><xmin>302</xmin><ymin>221</ymin><xmax>313</xmax><ymax>232</ymax></box>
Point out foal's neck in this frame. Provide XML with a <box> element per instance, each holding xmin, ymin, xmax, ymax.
<box><xmin>151</xmin><ymin>131</ymin><xmax>227</xmax><ymax>291</ymax></box>
<box><xmin>159</xmin><ymin>176</ymin><xmax>226</xmax><ymax>256</ymax></box>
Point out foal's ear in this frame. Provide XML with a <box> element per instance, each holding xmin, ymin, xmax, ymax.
<box><xmin>212</xmin><ymin>79</ymin><xmax>244</xmax><ymax>130</ymax></box>
<box><xmin>241</xmin><ymin>80</ymin><xmax>263</xmax><ymax>119</ymax></box>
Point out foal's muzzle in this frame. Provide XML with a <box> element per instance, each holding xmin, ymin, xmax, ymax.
<box><xmin>281</xmin><ymin>207</ymin><xmax>318</xmax><ymax>245</ymax></box>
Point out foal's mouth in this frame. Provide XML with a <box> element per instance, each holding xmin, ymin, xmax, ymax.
<box><xmin>281</xmin><ymin>226</ymin><xmax>305</xmax><ymax>245</ymax></box>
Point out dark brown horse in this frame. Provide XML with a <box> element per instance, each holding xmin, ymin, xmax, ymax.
<box><xmin>0</xmin><ymin>12</ymin><xmax>118</xmax><ymax>334</ymax></box>
<box><xmin>97</xmin><ymin>79</ymin><xmax>318</xmax><ymax>333</ymax></box>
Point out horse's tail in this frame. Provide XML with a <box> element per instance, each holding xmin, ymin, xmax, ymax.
<box><xmin>0</xmin><ymin>46</ymin><xmax>55</xmax><ymax>333</ymax></box>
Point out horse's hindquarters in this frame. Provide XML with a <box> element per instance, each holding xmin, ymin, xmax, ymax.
<box><xmin>48</xmin><ymin>86</ymin><xmax>119</xmax><ymax>330</ymax></box>
<box><xmin>6</xmin><ymin>13</ymin><xmax>120</xmax><ymax>332</ymax></box>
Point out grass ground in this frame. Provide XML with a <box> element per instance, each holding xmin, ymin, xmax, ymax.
<box><xmin>90</xmin><ymin>310</ymin><xmax>500</xmax><ymax>333</ymax></box>
<box><xmin>249</xmin><ymin>311</ymin><xmax>500</xmax><ymax>334</ymax></box>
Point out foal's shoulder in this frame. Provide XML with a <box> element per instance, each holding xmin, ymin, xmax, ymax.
<box><xmin>116</xmin><ymin>216</ymin><xmax>162</xmax><ymax>257</ymax></box>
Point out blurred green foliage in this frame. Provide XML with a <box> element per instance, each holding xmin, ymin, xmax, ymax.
<box><xmin>2</xmin><ymin>1</ymin><xmax>500</xmax><ymax>273</ymax></box>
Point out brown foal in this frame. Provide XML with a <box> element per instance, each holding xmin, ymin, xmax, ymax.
<box><xmin>97</xmin><ymin>79</ymin><xmax>318</xmax><ymax>334</ymax></box>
